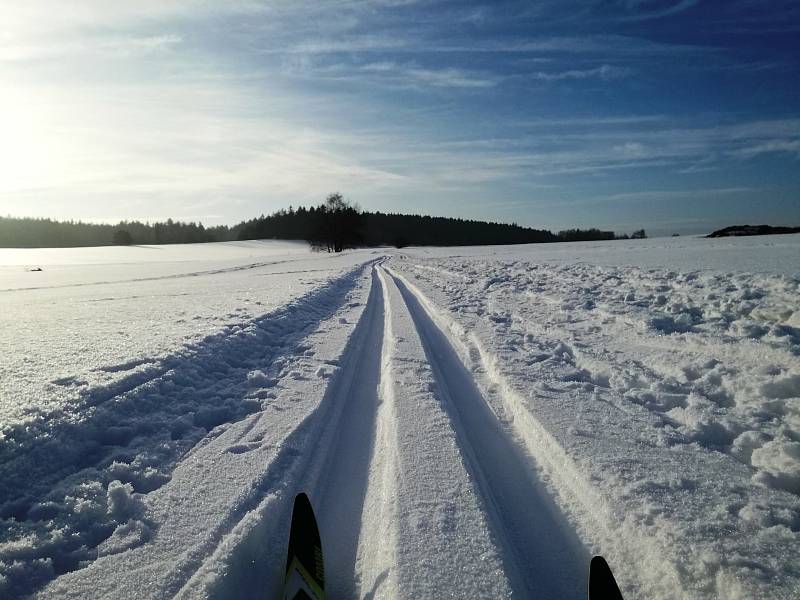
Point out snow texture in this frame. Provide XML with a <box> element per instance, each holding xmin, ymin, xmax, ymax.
<box><xmin>1</xmin><ymin>235</ymin><xmax>799</xmax><ymax>599</ymax></box>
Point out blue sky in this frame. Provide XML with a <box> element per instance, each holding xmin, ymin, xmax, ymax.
<box><xmin>1</xmin><ymin>1</ymin><xmax>798</xmax><ymax>236</ymax></box>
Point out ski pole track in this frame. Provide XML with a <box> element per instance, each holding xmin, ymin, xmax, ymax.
<box><xmin>5</xmin><ymin>260</ymin><xmax>377</xmax><ymax>598</ymax></box>
<box><xmin>386</xmin><ymin>268</ymin><xmax>589</xmax><ymax>599</ymax></box>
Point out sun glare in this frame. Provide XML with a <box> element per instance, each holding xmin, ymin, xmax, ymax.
<box><xmin>0</xmin><ymin>90</ymin><xmax>59</xmax><ymax>195</ymax></box>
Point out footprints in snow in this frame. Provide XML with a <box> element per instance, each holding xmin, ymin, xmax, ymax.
<box><xmin>51</xmin><ymin>375</ymin><xmax>87</xmax><ymax>387</ymax></box>
<box><xmin>97</xmin><ymin>358</ymin><xmax>156</xmax><ymax>374</ymax></box>
<box><xmin>51</xmin><ymin>357</ymin><xmax>158</xmax><ymax>392</ymax></box>
<box><xmin>226</xmin><ymin>441</ymin><xmax>265</xmax><ymax>455</ymax></box>
<box><xmin>404</xmin><ymin>257</ymin><xmax>800</xmax><ymax>502</ymax></box>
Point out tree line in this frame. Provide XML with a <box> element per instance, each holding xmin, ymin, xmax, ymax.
<box><xmin>0</xmin><ymin>217</ymin><xmax>227</xmax><ymax>248</ymax></box>
<box><xmin>0</xmin><ymin>194</ymin><xmax>645</xmax><ymax>249</ymax></box>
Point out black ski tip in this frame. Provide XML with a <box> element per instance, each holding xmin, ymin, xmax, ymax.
<box><xmin>285</xmin><ymin>492</ymin><xmax>324</xmax><ymax>587</ymax></box>
<box><xmin>589</xmin><ymin>555</ymin><xmax>624</xmax><ymax>600</ymax></box>
<box><xmin>292</xmin><ymin>493</ymin><xmax>314</xmax><ymax>526</ymax></box>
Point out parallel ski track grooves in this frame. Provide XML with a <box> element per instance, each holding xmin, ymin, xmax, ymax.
<box><xmin>386</xmin><ymin>268</ymin><xmax>588</xmax><ymax>599</ymax></box>
<box><xmin>313</xmin><ymin>265</ymin><xmax>386</xmax><ymax>598</ymax></box>
<box><xmin>388</xmin><ymin>265</ymin><xmax>678</xmax><ymax>598</ymax></box>
<box><xmin>178</xmin><ymin>260</ymin><xmax>386</xmax><ymax>599</ymax></box>
<box><xmin>175</xmin><ymin>260</ymin><xmax>591</xmax><ymax>598</ymax></box>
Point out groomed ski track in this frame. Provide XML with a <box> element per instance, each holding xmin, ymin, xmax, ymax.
<box><xmin>35</xmin><ymin>259</ymin><xmax>603</xmax><ymax>598</ymax></box>
<box><xmin>216</xmin><ymin>261</ymin><xmax>592</xmax><ymax>599</ymax></box>
<box><xmin>312</xmin><ymin>263</ymin><xmax>590</xmax><ymax>598</ymax></box>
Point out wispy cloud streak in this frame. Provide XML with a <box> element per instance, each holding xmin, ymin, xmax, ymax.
<box><xmin>530</xmin><ymin>64</ymin><xmax>631</xmax><ymax>81</ymax></box>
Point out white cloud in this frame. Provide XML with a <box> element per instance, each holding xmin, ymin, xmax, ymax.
<box><xmin>286</xmin><ymin>59</ymin><xmax>498</xmax><ymax>89</ymax></box>
<box><xmin>531</xmin><ymin>64</ymin><xmax>631</xmax><ymax>81</ymax></box>
<box><xmin>618</xmin><ymin>0</ymin><xmax>700</xmax><ymax>21</ymax></box>
<box><xmin>732</xmin><ymin>139</ymin><xmax>800</xmax><ymax>159</ymax></box>
<box><xmin>599</xmin><ymin>187</ymin><xmax>758</xmax><ymax>201</ymax></box>
<box><xmin>0</xmin><ymin>2</ymin><xmax>258</xmax><ymax>34</ymax></box>
<box><xmin>0</xmin><ymin>34</ymin><xmax>182</xmax><ymax>62</ymax></box>
<box><xmin>613</xmin><ymin>141</ymin><xmax>648</xmax><ymax>158</ymax></box>
<box><xmin>284</xmin><ymin>36</ymin><xmax>411</xmax><ymax>55</ymax></box>
<box><xmin>402</xmin><ymin>67</ymin><xmax>497</xmax><ymax>88</ymax></box>
<box><xmin>518</xmin><ymin>115</ymin><xmax>667</xmax><ymax>127</ymax></box>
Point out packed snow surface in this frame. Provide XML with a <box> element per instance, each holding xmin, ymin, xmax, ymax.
<box><xmin>1</xmin><ymin>236</ymin><xmax>799</xmax><ymax>599</ymax></box>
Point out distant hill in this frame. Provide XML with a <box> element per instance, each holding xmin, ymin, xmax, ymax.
<box><xmin>706</xmin><ymin>224</ymin><xmax>800</xmax><ymax>238</ymax></box>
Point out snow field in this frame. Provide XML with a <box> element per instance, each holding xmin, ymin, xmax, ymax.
<box><xmin>2</xmin><ymin>236</ymin><xmax>799</xmax><ymax>598</ymax></box>
<box><xmin>0</xmin><ymin>240</ymin><xmax>312</xmax><ymax>288</ymax></box>
<box><xmin>0</xmin><ymin>246</ymin><xmax>365</xmax><ymax>428</ymax></box>
<box><xmin>390</xmin><ymin>252</ymin><xmax>800</xmax><ymax>599</ymax></box>
<box><xmin>402</xmin><ymin>234</ymin><xmax>800</xmax><ymax>277</ymax></box>
<box><xmin>389</xmin><ymin>266</ymin><xmax>692</xmax><ymax>597</ymax></box>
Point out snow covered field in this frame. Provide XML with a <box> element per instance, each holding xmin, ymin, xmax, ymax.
<box><xmin>1</xmin><ymin>236</ymin><xmax>799</xmax><ymax>598</ymax></box>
